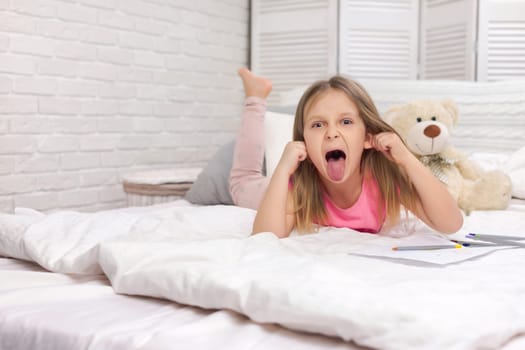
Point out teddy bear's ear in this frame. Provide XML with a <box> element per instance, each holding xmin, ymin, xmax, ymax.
<box><xmin>383</xmin><ymin>104</ymin><xmax>403</xmax><ymax>124</ymax></box>
<box><xmin>441</xmin><ymin>99</ymin><xmax>459</xmax><ymax>125</ymax></box>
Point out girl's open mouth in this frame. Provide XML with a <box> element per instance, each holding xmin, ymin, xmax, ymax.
<box><xmin>325</xmin><ymin>150</ymin><xmax>346</xmax><ymax>181</ymax></box>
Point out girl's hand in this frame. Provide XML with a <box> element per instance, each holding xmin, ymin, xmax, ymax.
<box><xmin>369</xmin><ymin>132</ymin><xmax>413</xmax><ymax>166</ymax></box>
<box><xmin>277</xmin><ymin>141</ymin><xmax>307</xmax><ymax>176</ymax></box>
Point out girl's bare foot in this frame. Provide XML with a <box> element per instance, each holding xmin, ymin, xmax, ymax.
<box><xmin>238</xmin><ymin>67</ymin><xmax>272</xmax><ymax>99</ymax></box>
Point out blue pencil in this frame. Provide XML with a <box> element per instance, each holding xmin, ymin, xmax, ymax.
<box><xmin>467</xmin><ymin>233</ymin><xmax>525</xmax><ymax>242</ymax></box>
<box><xmin>466</xmin><ymin>233</ymin><xmax>525</xmax><ymax>247</ymax></box>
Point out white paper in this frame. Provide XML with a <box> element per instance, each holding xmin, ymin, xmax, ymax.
<box><xmin>347</xmin><ymin>231</ymin><xmax>511</xmax><ymax>265</ymax></box>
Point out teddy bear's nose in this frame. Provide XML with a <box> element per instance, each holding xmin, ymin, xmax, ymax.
<box><xmin>424</xmin><ymin>124</ymin><xmax>441</xmax><ymax>138</ymax></box>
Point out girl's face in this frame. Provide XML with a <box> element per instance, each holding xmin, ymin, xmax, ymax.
<box><xmin>303</xmin><ymin>89</ymin><xmax>372</xmax><ymax>183</ymax></box>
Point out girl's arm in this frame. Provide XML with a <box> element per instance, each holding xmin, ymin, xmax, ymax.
<box><xmin>371</xmin><ymin>133</ymin><xmax>463</xmax><ymax>234</ymax></box>
<box><xmin>252</xmin><ymin>141</ymin><xmax>307</xmax><ymax>238</ymax></box>
<box><xmin>252</xmin><ymin>167</ymin><xmax>295</xmax><ymax>237</ymax></box>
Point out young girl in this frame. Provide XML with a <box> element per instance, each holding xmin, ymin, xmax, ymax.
<box><xmin>230</xmin><ymin>68</ymin><xmax>463</xmax><ymax>238</ymax></box>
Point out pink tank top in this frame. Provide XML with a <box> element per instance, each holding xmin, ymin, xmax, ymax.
<box><xmin>321</xmin><ymin>177</ymin><xmax>385</xmax><ymax>233</ymax></box>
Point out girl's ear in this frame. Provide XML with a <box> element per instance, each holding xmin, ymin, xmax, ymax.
<box><xmin>364</xmin><ymin>133</ymin><xmax>373</xmax><ymax>149</ymax></box>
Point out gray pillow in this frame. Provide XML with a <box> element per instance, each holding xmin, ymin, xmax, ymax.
<box><xmin>185</xmin><ymin>139</ymin><xmax>267</xmax><ymax>205</ymax></box>
<box><xmin>185</xmin><ymin>141</ymin><xmax>235</xmax><ymax>205</ymax></box>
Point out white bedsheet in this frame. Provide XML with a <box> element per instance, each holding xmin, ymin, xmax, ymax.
<box><xmin>1</xmin><ymin>199</ymin><xmax>525</xmax><ymax>350</ymax></box>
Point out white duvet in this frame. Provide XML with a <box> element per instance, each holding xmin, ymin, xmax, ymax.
<box><xmin>1</xmin><ymin>199</ymin><xmax>525</xmax><ymax>350</ymax></box>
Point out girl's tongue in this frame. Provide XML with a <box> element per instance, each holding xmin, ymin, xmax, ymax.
<box><xmin>327</xmin><ymin>158</ymin><xmax>345</xmax><ymax>181</ymax></box>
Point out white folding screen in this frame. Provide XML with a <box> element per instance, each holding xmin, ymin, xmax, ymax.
<box><xmin>251</xmin><ymin>0</ymin><xmax>525</xmax><ymax>98</ymax></box>
<box><xmin>251</xmin><ymin>0</ymin><xmax>338</xmax><ymax>105</ymax></box>
<box><xmin>477</xmin><ymin>0</ymin><xmax>525</xmax><ymax>81</ymax></box>
<box><xmin>420</xmin><ymin>0</ymin><xmax>478</xmax><ymax>80</ymax></box>
<box><xmin>339</xmin><ymin>0</ymin><xmax>419</xmax><ymax>80</ymax></box>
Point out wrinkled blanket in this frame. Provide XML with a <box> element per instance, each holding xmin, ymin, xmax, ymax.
<box><xmin>1</xmin><ymin>200</ymin><xmax>525</xmax><ymax>350</ymax></box>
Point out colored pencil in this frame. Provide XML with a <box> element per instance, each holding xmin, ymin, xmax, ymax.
<box><xmin>467</xmin><ymin>233</ymin><xmax>525</xmax><ymax>241</ymax></box>
<box><xmin>466</xmin><ymin>233</ymin><xmax>525</xmax><ymax>247</ymax></box>
<box><xmin>451</xmin><ymin>240</ymin><xmax>501</xmax><ymax>247</ymax></box>
<box><xmin>392</xmin><ymin>244</ymin><xmax>462</xmax><ymax>251</ymax></box>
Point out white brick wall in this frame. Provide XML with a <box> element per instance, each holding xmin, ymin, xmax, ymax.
<box><xmin>0</xmin><ymin>0</ymin><xmax>249</xmax><ymax>213</ymax></box>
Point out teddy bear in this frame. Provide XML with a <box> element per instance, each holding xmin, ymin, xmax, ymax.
<box><xmin>383</xmin><ymin>99</ymin><xmax>512</xmax><ymax>214</ymax></box>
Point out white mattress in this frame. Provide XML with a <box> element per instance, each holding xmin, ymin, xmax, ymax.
<box><xmin>0</xmin><ymin>257</ymin><xmax>365</xmax><ymax>350</ymax></box>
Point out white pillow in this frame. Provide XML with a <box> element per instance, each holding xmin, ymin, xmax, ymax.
<box><xmin>503</xmin><ymin>146</ymin><xmax>525</xmax><ymax>199</ymax></box>
<box><xmin>264</xmin><ymin>111</ymin><xmax>295</xmax><ymax>178</ymax></box>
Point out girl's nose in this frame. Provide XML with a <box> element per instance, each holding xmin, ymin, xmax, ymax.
<box><xmin>326</xmin><ymin>126</ymin><xmax>339</xmax><ymax>139</ymax></box>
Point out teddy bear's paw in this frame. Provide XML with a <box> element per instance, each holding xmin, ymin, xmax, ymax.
<box><xmin>485</xmin><ymin>170</ymin><xmax>513</xmax><ymax>208</ymax></box>
<box><xmin>459</xmin><ymin>170</ymin><xmax>512</xmax><ymax>211</ymax></box>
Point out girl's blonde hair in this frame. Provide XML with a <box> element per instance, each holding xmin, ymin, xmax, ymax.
<box><xmin>291</xmin><ymin>76</ymin><xmax>419</xmax><ymax>233</ymax></box>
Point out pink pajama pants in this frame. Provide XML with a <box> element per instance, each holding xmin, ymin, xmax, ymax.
<box><xmin>229</xmin><ymin>96</ymin><xmax>270</xmax><ymax>210</ymax></box>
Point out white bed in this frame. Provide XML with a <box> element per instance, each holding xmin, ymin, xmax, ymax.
<box><xmin>1</xmin><ymin>194</ymin><xmax>525</xmax><ymax>350</ymax></box>
<box><xmin>1</xmin><ymin>79</ymin><xmax>525</xmax><ymax>350</ymax></box>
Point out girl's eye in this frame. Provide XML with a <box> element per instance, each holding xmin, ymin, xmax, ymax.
<box><xmin>312</xmin><ymin>122</ymin><xmax>323</xmax><ymax>128</ymax></box>
<box><xmin>342</xmin><ymin>119</ymin><xmax>352</xmax><ymax>125</ymax></box>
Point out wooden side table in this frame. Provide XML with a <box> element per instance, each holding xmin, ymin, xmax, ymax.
<box><xmin>122</xmin><ymin>168</ymin><xmax>201</xmax><ymax>207</ymax></box>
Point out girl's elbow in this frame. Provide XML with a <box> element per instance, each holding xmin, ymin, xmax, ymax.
<box><xmin>273</xmin><ymin>230</ymin><xmax>291</xmax><ymax>238</ymax></box>
<box><xmin>439</xmin><ymin>212</ymin><xmax>464</xmax><ymax>234</ymax></box>
<box><xmin>251</xmin><ymin>226</ymin><xmax>290</xmax><ymax>238</ymax></box>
